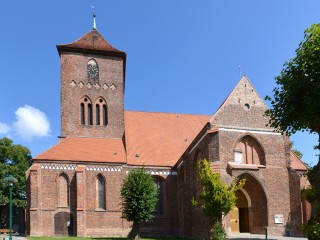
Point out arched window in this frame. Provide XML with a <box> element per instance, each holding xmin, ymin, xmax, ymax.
<box><xmin>96</xmin><ymin>104</ymin><xmax>100</xmax><ymax>125</ymax></box>
<box><xmin>94</xmin><ymin>97</ymin><xmax>108</xmax><ymax>126</ymax></box>
<box><xmin>87</xmin><ymin>59</ymin><xmax>99</xmax><ymax>80</ymax></box>
<box><xmin>153</xmin><ymin>177</ymin><xmax>164</xmax><ymax>214</ymax></box>
<box><xmin>58</xmin><ymin>173</ymin><xmax>69</xmax><ymax>207</ymax></box>
<box><xmin>103</xmin><ymin>104</ymin><xmax>108</xmax><ymax>126</ymax></box>
<box><xmin>234</xmin><ymin>136</ymin><xmax>265</xmax><ymax>165</ymax></box>
<box><xmin>97</xmin><ymin>175</ymin><xmax>106</xmax><ymax>209</ymax></box>
<box><xmin>80</xmin><ymin>96</ymin><xmax>92</xmax><ymax>126</ymax></box>
<box><xmin>81</xmin><ymin>103</ymin><xmax>85</xmax><ymax>125</ymax></box>
<box><xmin>88</xmin><ymin>104</ymin><xmax>93</xmax><ymax>125</ymax></box>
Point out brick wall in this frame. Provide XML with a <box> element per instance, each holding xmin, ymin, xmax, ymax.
<box><xmin>26</xmin><ymin>164</ymin><xmax>179</xmax><ymax>237</ymax></box>
<box><xmin>60</xmin><ymin>53</ymin><xmax>125</xmax><ymax>139</ymax></box>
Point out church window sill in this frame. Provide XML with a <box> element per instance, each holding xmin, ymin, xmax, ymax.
<box><xmin>228</xmin><ymin>162</ymin><xmax>266</xmax><ymax>170</ymax></box>
<box><xmin>95</xmin><ymin>208</ymin><xmax>106</xmax><ymax>212</ymax></box>
<box><xmin>58</xmin><ymin>205</ymin><xmax>69</xmax><ymax>208</ymax></box>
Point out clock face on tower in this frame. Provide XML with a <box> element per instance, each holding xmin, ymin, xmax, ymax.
<box><xmin>87</xmin><ymin>59</ymin><xmax>99</xmax><ymax>79</ymax></box>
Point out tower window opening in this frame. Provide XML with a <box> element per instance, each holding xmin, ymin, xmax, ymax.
<box><xmin>88</xmin><ymin>104</ymin><xmax>93</xmax><ymax>125</ymax></box>
<box><xmin>81</xmin><ymin>103</ymin><xmax>85</xmax><ymax>125</ymax></box>
<box><xmin>96</xmin><ymin>104</ymin><xmax>100</xmax><ymax>125</ymax></box>
<box><xmin>244</xmin><ymin>103</ymin><xmax>250</xmax><ymax>111</ymax></box>
<box><xmin>103</xmin><ymin>104</ymin><xmax>107</xmax><ymax>126</ymax></box>
<box><xmin>94</xmin><ymin>97</ymin><xmax>107</xmax><ymax>126</ymax></box>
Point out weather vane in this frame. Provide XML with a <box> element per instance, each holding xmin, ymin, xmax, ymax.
<box><xmin>92</xmin><ymin>5</ymin><xmax>97</xmax><ymax>30</ymax></box>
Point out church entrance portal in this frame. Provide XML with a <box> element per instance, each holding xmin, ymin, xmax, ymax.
<box><xmin>231</xmin><ymin>189</ymin><xmax>249</xmax><ymax>233</ymax></box>
<box><xmin>230</xmin><ymin>174</ymin><xmax>268</xmax><ymax>234</ymax></box>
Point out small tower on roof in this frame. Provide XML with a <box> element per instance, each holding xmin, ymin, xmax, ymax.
<box><xmin>56</xmin><ymin>16</ymin><xmax>126</xmax><ymax>139</ymax></box>
<box><xmin>92</xmin><ymin>6</ymin><xmax>97</xmax><ymax>30</ymax></box>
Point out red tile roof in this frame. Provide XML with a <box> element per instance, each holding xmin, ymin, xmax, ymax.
<box><xmin>34</xmin><ymin>137</ymin><xmax>126</xmax><ymax>164</ymax></box>
<box><xmin>125</xmin><ymin>111</ymin><xmax>210</xmax><ymax>167</ymax></box>
<box><xmin>34</xmin><ymin>111</ymin><xmax>210</xmax><ymax>167</ymax></box>
<box><xmin>290</xmin><ymin>151</ymin><xmax>307</xmax><ymax>171</ymax></box>
<box><xmin>57</xmin><ymin>30</ymin><xmax>125</xmax><ymax>56</ymax></box>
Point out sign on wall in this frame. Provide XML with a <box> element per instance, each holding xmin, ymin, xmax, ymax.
<box><xmin>274</xmin><ymin>214</ymin><xmax>284</xmax><ymax>224</ymax></box>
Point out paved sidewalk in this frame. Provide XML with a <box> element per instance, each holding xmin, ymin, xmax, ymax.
<box><xmin>0</xmin><ymin>235</ymin><xmax>27</xmax><ymax>240</ymax></box>
<box><xmin>227</xmin><ymin>233</ymin><xmax>307</xmax><ymax>240</ymax></box>
<box><xmin>0</xmin><ymin>233</ymin><xmax>308</xmax><ymax>240</ymax></box>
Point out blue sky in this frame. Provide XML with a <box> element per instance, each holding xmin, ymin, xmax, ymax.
<box><xmin>0</xmin><ymin>1</ymin><xmax>319</xmax><ymax>166</ymax></box>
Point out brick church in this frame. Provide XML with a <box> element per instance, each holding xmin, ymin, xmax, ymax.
<box><xmin>26</xmin><ymin>25</ymin><xmax>310</xmax><ymax>238</ymax></box>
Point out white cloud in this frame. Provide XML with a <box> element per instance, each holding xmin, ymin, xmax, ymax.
<box><xmin>14</xmin><ymin>105</ymin><xmax>51</xmax><ymax>141</ymax></box>
<box><xmin>0</xmin><ymin>122</ymin><xmax>10</xmax><ymax>134</ymax></box>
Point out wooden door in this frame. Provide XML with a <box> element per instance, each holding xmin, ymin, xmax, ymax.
<box><xmin>54</xmin><ymin>212</ymin><xmax>73</xmax><ymax>236</ymax></box>
<box><xmin>239</xmin><ymin>208</ymin><xmax>249</xmax><ymax>232</ymax></box>
<box><xmin>230</xmin><ymin>207</ymin><xmax>240</xmax><ymax>233</ymax></box>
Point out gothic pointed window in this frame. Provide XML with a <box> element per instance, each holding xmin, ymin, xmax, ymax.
<box><xmin>80</xmin><ymin>103</ymin><xmax>85</xmax><ymax>125</ymax></box>
<box><xmin>153</xmin><ymin>177</ymin><xmax>164</xmax><ymax>214</ymax></box>
<box><xmin>88</xmin><ymin>104</ymin><xmax>93</xmax><ymax>125</ymax></box>
<box><xmin>80</xmin><ymin>96</ymin><xmax>92</xmax><ymax>126</ymax></box>
<box><xmin>87</xmin><ymin>59</ymin><xmax>99</xmax><ymax>80</ymax></box>
<box><xmin>234</xmin><ymin>136</ymin><xmax>265</xmax><ymax>165</ymax></box>
<box><xmin>94</xmin><ymin>97</ymin><xmax>108</xmax><ymax>126</ymax></box>
<box><xmin>103</xmin><ymin>104</ymin><xmax>108</xmax><ymax>126</ymax></box>
<box><xmin>97</xmin><ymin>175</ymin><xmax>106</xmax><ymax>209</ymax></box>
<box><xmin>96</xmin><ymin>104</ymin><xmax>100</xmax><ymax>125</ymax></box>
<box><xmin>58</xmin><ymin>173</ymin><xmax>69</xmax><ymax>207</ymax></box>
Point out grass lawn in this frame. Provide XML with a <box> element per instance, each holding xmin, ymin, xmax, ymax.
<box><xmin>27</xmin><ymin>237</ymin><xmax>187</xmax><ymax>240</ymax></box>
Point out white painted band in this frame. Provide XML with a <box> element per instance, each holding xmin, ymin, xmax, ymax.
<box><xmin>219</xmin><ymin>127</ymin><xmax>281</xmax><ymax>136</ymax></box>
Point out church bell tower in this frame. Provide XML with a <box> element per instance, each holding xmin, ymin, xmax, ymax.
<box><xmin>57</xmin><ymin>27</ymin><xmax>126</xmax><ymax>139</ymax></box>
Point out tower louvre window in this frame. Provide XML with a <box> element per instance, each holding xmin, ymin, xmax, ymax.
<box><xmin>103</xmin><ymin>104</ymin><xmax>108</xmax><ymax>126</ymax></box>
<box><xmin>96</xmin><ymin>104</ymin><xmax>100</xmax><ymax>125</ymax></box>
<box><xmin>94</xmin><ymin>97</ymin><xmax>108</xmax><ymax>126</ymax></box>
<box><xmin>80</xmin><ymin>103</ymin><xmax>85</xmax><ymax>125</ymax></box>
<box><xmin>88</xmin><ymin>104</ymin><xmax>93</xmax><ymax>125</ymax></box>
<box><xmin>80</xmin><ymin>96</ymin><xmax>92</xmax><ymax>126</ymax></box>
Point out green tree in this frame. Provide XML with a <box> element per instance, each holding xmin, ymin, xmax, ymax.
<box><xmin>192</xmin><ymin>159</ymin><xmax>245</xmax><ymax>239</ymax></box>
<box><xmin>0</xmin><ymin>137</ymin><xmax>32</xmax><ymax>227</ymax></box>
<box><xmin>290</xmin><ymin>141</ymin><xmax>303</xmax><ymax>159</ymax></box>
<box><xmin>121</xmin><ymin>168</ymin><xmax>158</xmax><ymax>240</ymax></box>
<box><xmin>265</xmin><ymin>23</ymin><xmax>320</xmax><ymax>239</ymax></box>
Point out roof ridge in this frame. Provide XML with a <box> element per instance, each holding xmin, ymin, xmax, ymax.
<box><xmin>125</xmin><ymin>110</ymin><xmax>211</xmax><ymax>116</ymax></box>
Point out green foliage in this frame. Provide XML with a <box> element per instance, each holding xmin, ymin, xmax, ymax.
<box><xmin>192</xmin><ymin>159</ymin><xmax>245</xmax><ymax>222</ymax></box>
<box><xmin>121</xmin><ymin>168</ymin><xmax>158</xmax><ymax>222</ymax></box>
<box><xmin>302</xmin><ymin>221</ymin><xmax>320</xmax><ymax>240</ymax></box>
<box><xmin>210</xmin><ymin>222</ymin><xmax>227</xmax><ymax>240</ymax></box>
<box><xmin>0</xmin><ymin>137</ymin><xmax>32</xmax><ymax>208</ymax></box>
<box><xmin>290</xmin><ymin>141</ymin><xmax>303</xmax><ymax>159</ymax></box>
<box><xmin>121</xmin><ymin>168</ymin><xmax>158</xmax><ymax>239</ymax></box>
<box><xmin>292</xmin><ymin>150</ymin><xmax>303</xmax><ymax>159</ymax></box>
<box><xmin>265</xmin><ymin>23</ymin><xmax>320</xmax><ymax>137</ymax></box>
<box><xmin>266</xmin><ymin>22</ymin><xmax>320</xmax><ymax>237</ymax></box>
<box><xmin>27</xmin><ymin>237</ymin><xmax>188</xmax><ymax>240</ymax></box>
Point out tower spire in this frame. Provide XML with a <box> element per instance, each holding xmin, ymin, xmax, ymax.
<box><xmin>92</xmin><ymin>6</ymin><xmax>97</xmax><ymax>30</ymax></box>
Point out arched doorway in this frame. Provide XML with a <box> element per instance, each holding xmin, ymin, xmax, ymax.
<box><xmin>54</xmin><ymin>212</ymin><xmax>73</xmax><ymax>236</ymax></box>
<box><xmin>230</xmin><ymin>173</ymin><xmax>268</xmax><ymax>234</ymax></box>
<box><xmin>230</xmin><ymin>189</ymin><xmax>250</xmax><ymax>233</ymax></box>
